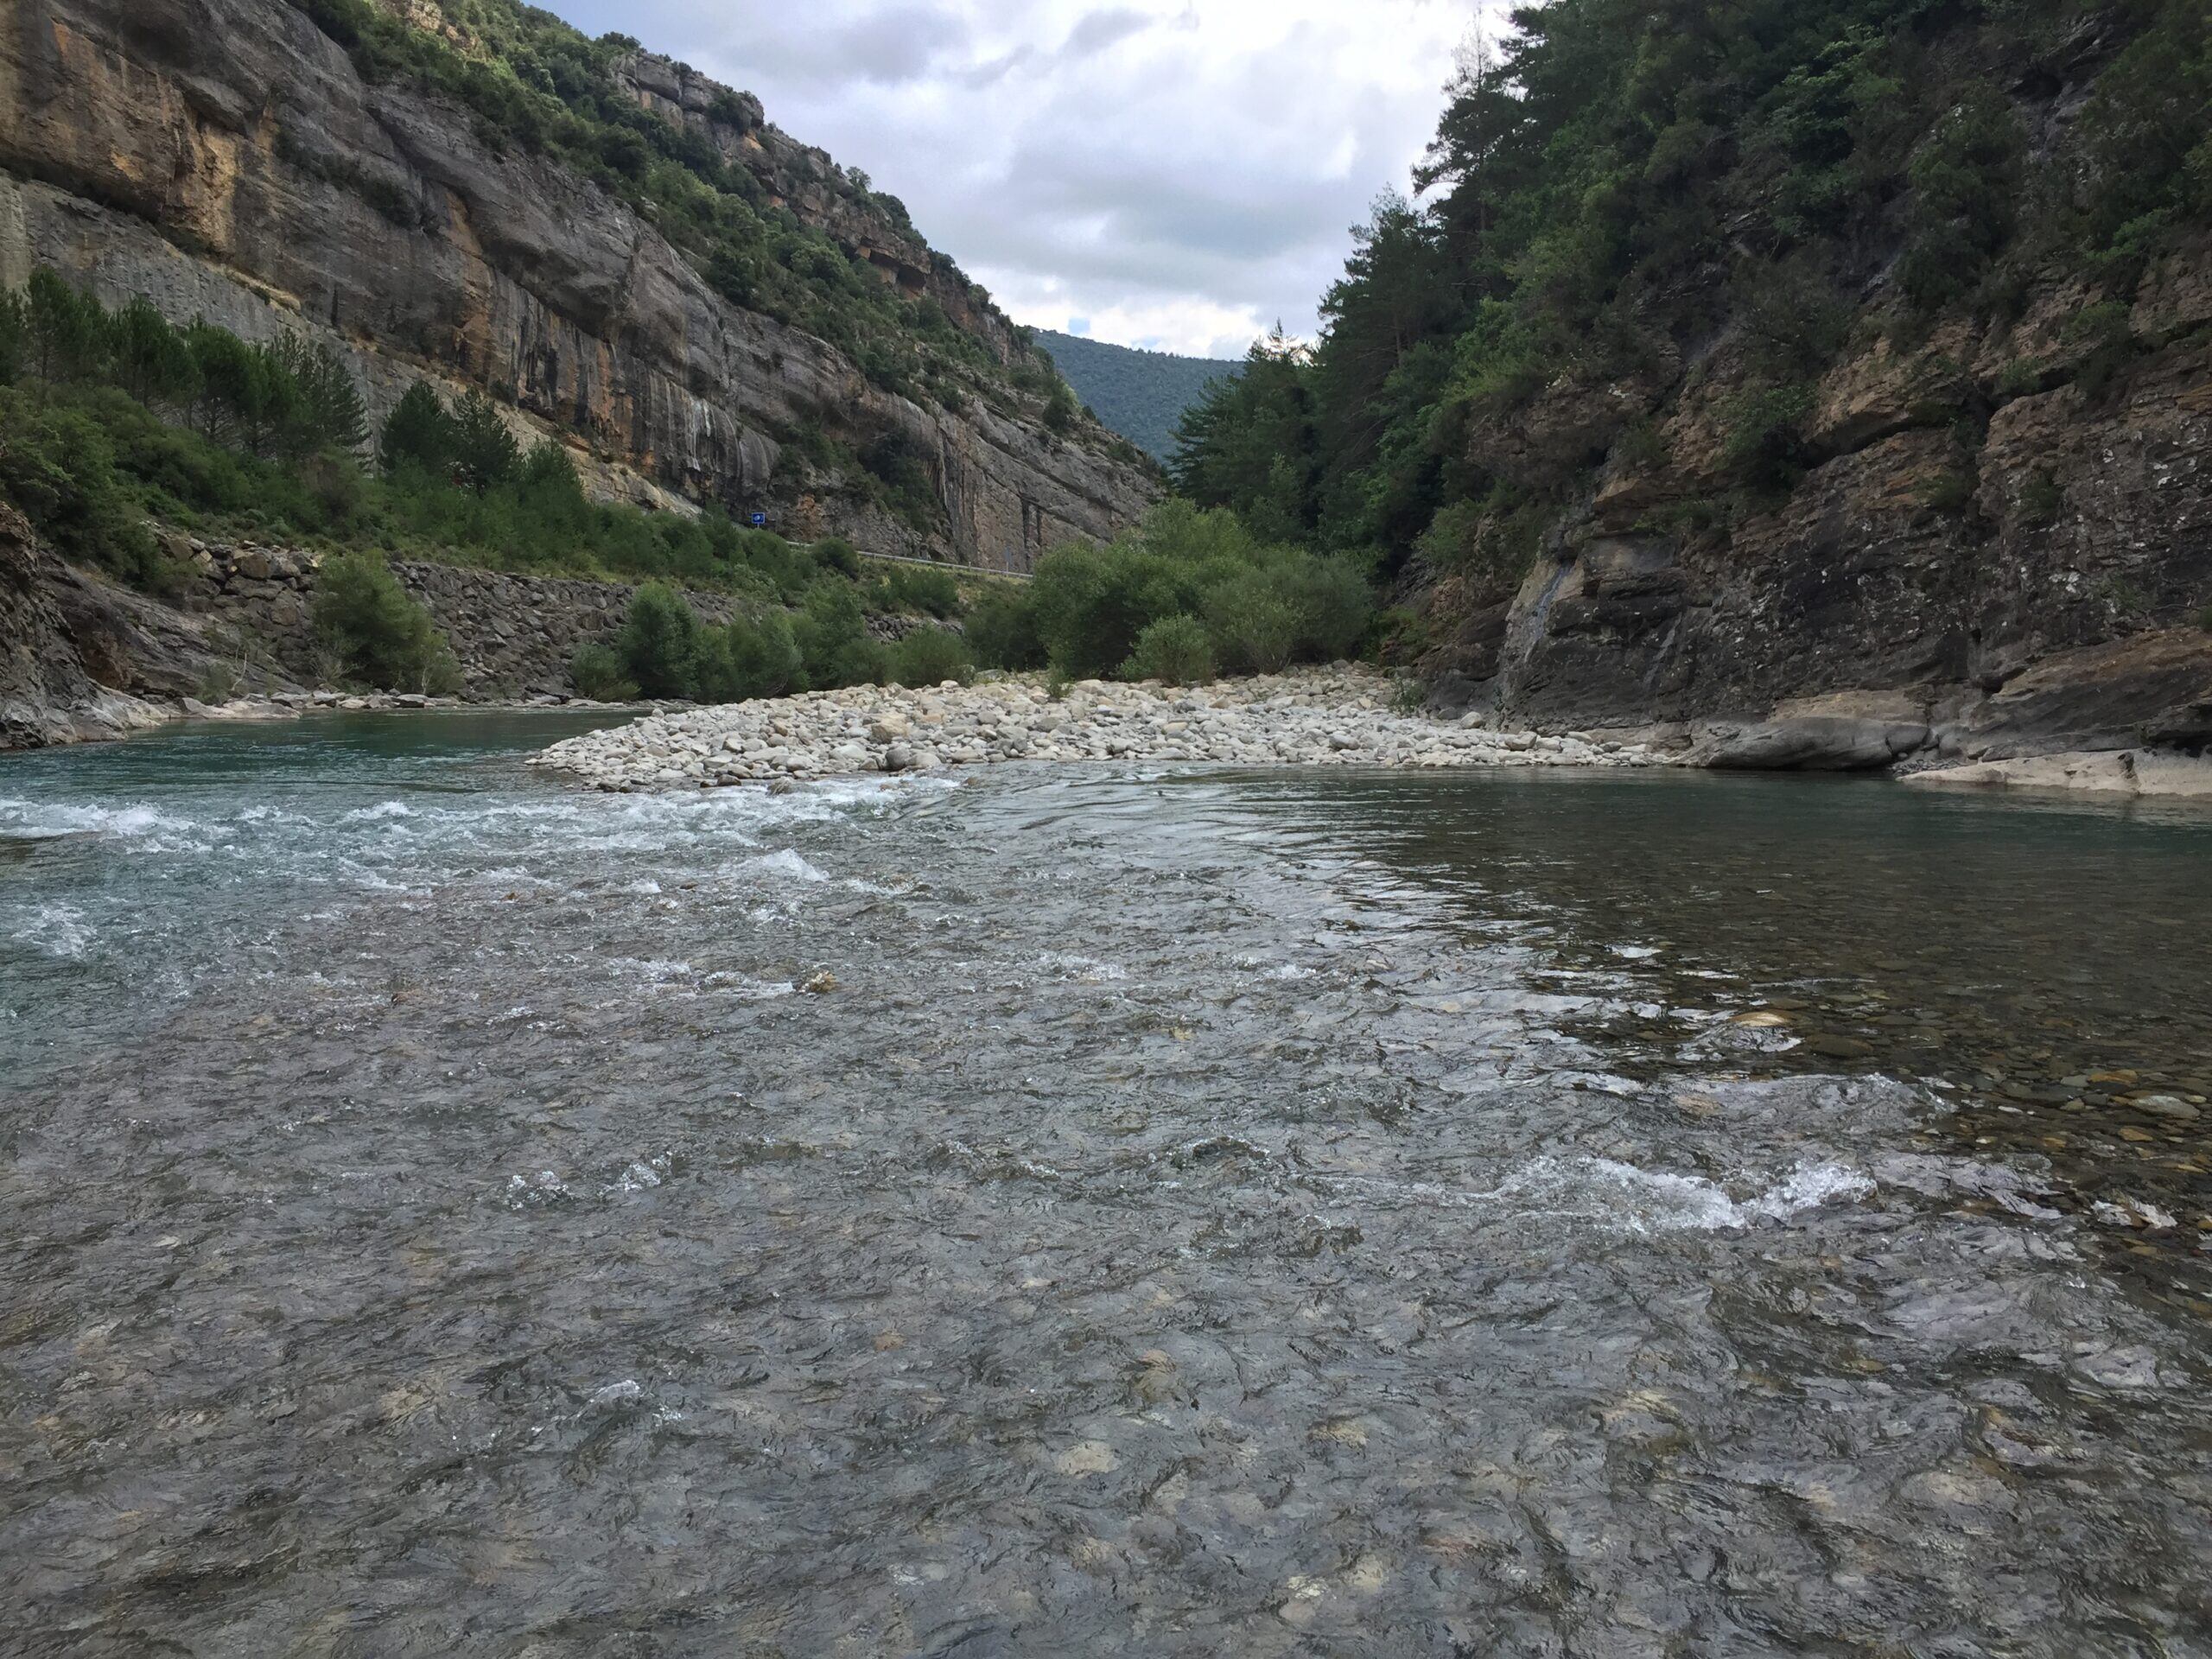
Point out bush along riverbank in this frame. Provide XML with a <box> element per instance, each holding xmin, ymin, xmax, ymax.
<box><xmin>531</xmin><ymin>666</ymin><xmax>1651</xmax><ymax>791</ymax></box>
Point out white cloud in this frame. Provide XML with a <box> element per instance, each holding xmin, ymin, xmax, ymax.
<box><xmin>545</xmin><ymin>0</ymin><xmax>1503</xmax><ymax>356</ymax></box>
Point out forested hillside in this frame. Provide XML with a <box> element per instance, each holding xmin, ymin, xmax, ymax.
<box><xmin>1173</xmin><ymin>0</ymin><xmax>2212</xmax><ymax>743</ymax></box>
<box><xmin>1033</xmin><ymin>331</ymin><xmax>1240</xmax><ymax>461</ymax></box>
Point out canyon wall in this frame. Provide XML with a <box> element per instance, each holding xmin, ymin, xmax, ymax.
<box><xmin>1427</xmin><ymin>259</ymin><xmax>2212</xmax><ymax>765</ymax></box>
<box><xmin>0</xmin><ymin>0</ymin><xmax>1155</xmax><ymax>569</ymax></box>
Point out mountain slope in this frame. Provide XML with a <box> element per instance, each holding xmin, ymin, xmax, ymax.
<box><xmin>1033</xmin><ymin>331</ymin><xmax>1240</xmax><ymax>462</ymax></box>
<box><xmin>1173</xmin><ymin>0</ymin><xmax>2212</xmax><ymax>761</ymax></box>
<box><xmin>0</xmin><ymin>0</ymin><xmax>1156</xmax><ymax>569</ymax></box>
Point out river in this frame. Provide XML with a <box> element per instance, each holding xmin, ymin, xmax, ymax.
<box><xmin>3</xmin><ymin>713</ymin><xmax>2209</xmax><ymax>1656</ymax></box>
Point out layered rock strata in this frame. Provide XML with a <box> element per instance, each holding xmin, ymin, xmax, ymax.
<box><xmin>0</xmin><ymin>0</ymin><xmax>1155</xmax><ymax>568</ymax></box>
<box><xmin>1426</xmin><ymin>258</ymin><xmax>2212</xmax><ymax>771</ymax></box>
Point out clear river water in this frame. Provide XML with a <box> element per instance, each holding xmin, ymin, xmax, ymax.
<box><xmin>3</xmin><ymin>713</ymin><xmax>2210</xmax><ymax>1657</ymax></box>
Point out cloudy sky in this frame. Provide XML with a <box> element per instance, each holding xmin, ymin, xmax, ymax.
<box><xmin>539</xmin><ymin>1</ymin><xmax>1494</xmax><ymax>359</ymax></box>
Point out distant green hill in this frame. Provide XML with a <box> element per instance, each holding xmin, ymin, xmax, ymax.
<box><xmin>1033</xmin><ymin>331</ymin><xmax>1242</xmax><ymax>462</ymax></box>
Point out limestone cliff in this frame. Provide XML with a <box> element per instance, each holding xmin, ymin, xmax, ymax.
<box><xmin>1422</xmin><ymin>254</ymin><xmax>2212</xmax><ymax>768</ymax></box>
<box><xmin>0</xmin><ymin>0</ymin><xmax>1156</xmax><ymax>569</ymax></box>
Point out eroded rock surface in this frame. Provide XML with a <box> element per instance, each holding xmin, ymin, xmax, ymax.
<box><xmin>0</xmin><ymin>0</ymin><xmax>1155</xmax><ymax>569</ymax></box>
<box><xmin>1424</xmin><ymin>258</ymin><xmax>2212</xmax><ymax>768</ymax></box>
<box><xmin>0</xmin><ymin>506</ymin><xmax>167</xmax><ymax>749</ymax></box>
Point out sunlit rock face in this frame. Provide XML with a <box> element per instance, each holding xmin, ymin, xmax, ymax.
<box><xmin>0</xmin><ymin>0</ymin><xmax>1157</xmax><ymax>570</ymax></box>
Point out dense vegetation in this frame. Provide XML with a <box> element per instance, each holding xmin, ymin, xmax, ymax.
<box><xmin>575</xmin><ymin>497</ymin><xmax>1377</xmax><ymax>703</ymax></box>
<box><xmin>963</xmin><ymin>501</ymin><xmax>1376</xmax><ymax>685</ymax></box>
<box><xmin>576</xmin><ymin>582</ymin><xmax>980</xmax><ymax>706</ymax></box>
<box><xmin>1032</xmin><ymin>331</ymin><xmax>1240</xmax><ymax>462</ymax></box>
<box><xmin>1172</xmin><ymin>0</ymin><xmax>2212</xmax><ymax>603</ymax></box>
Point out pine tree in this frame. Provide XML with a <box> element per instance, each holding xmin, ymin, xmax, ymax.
<box><xmin>451</xmin><ymin>390</ymin><xmax>522</xmax><ymax>493</ymax></box>
<box><xmin>108</xmin><ymin>296</ymin><xmax>201</xmax><ymax>409</ymax></box>
<box><xmin>380</xmin><ymin>382</ymin><xmax>459</xmax><ymax>478</ymax></box>
<box><xmin>22</xmin><ymin>270</ymin><xmax>107</xmax><ymax>386</ymax></box>
<box><xmin>270</xmin><ymin>335</ymin><xmax>369</xmax><ymax>457</ymax></box>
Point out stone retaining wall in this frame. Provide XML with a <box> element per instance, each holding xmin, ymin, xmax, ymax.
<box><xmin>164</xmin><ymin>538</ymin><xmax>741</xmax><ymax>699</ymax></box>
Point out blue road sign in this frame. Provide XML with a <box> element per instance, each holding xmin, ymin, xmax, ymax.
<box><xmin>748</xmin><ymin>512</ymin><xmax>768</xmax><ymax>528</ymax></box>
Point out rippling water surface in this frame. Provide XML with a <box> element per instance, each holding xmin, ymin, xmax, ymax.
<box><xmin>3</xmin><ymin>714</ymin><xmax>2210</xmax><ymax>1656</ymax></box>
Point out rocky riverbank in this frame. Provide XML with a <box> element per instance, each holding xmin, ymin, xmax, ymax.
<box><xmin>531</xmin><ymin>666</ymin><xmax>1653</xmax><ymax>791</ymax></box>
<box><xmin>1903</xmin><ymin>747</ymin><xmax>2212</xmax><ymax>801</ymax></box>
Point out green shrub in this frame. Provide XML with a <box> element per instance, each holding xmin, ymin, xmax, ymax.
<box><xmin>451</xmin><ymin>389</ymin><xmax>521</xmax><ymax>493</ymax></box>
<box><xmin>108</xmin><ymin>296</ymin><xmax>201</xmax><ymax>408</ymax></box>
<box><xmin>1122</xmin><ymin>615</ymin><xmax>1216</xmax><ymax>685</ymax></box>
<box><xmin>812</xmin><ymin>537</ymin><xmax>862</xmax><ymax>579</ymax></box>
<box><xmin>1203</xmin><ymin>571</ymin><xmax>1300</xmax><ymax>673</ymax></box>
<box><xmin>1721</xmin><ymin>383</ymin><xmax>1816</xmax><ymax>491</ymax></box>
<box><xmin>965</xmin><ymin>584</ymin><xmax>1046</xmax><ymax>670</ymax></box>
<box><xmin>699</xmin><ymin>612</ymin><xmax>805</xmax><ymax>702</ymax></box>
<box><xmin>571</xmin><ymin>642</ymin><xmax>639</xmax><ymax>701</ymax></box>
<box><xmin>1994</xmin><ymin>358</ymin><xmax>2044</xmax><ymax>401</ymax></box>
<box><xmin>1900</xmin><ymin>87</ymin><xmax>2027</xmax><ymax>312</ymax></box>
<box><xmin>1276</xmin><ymin>554</ymin><xmax>1374</xmax><ymax>662</ymax></box>
<box><xmin>267</xmin><ymin>335</ymin><xmax>369</xmax><ymax>458</ymax></box>
<box><xmin>2073</xmin><ymin>3</ymin><xmax>2212</xmax><ymax>257</ymax></box>
<box><xmin>1027</xmin><ymin>501</ymin><xmax>1381</xmax><ymax>681</ymax></box>
<box><xmin>858</xmin><ymin>431</ymin><xmax>938</xmax><ymax>527</ymax></box>
<box><xmin>2020</xmin><ymin>470</ymin><xmax>2064</xmax><ymax>527</ymax></box>
<box><xmin>2066</xmin><ymin>301</ymin><xmax>2139</xmax><ymax>401</ymax></box>
<box><xmin>0</xmin><ymin>288</ymin><xmax>25</xmax><ymax>385</ymax></box>
<box><xmin>21</xmin><ymin>269</ymin><xmax>107</xmax><ymax>385</ymax></box>
<box><xmin>1029</xmin><ymin>542</ymin><xmax>1175</xmax><ymax>679</ymax></box>
<box><xmin>791</xmin><ymin>582</ymin><xmax>887</xmax><ymax>688</ymax></box>
<box><xmin>313</xmin><ymin>550</ymin><xmax>458</xmax><ymax>691</ymax></box>
<box><xmin>1920</xmin><ymin>470</ymin><xmax>1976</xmax><ymax>514</ymax></box>
<box><xmin>866</xmin><ymin>562</ymin><xmax>962</xmax><ymax>618</ymax></box>
<box><xmin>888</xmin><ymin>626</ymin><xmax>975</xmax><ymax>687</ymax></box>
<box><xmin>1365</xmin><ymin>605</ymin><xmax>1429</xmax><ymax>668</ymax></box>
<box><xmin>0</xmin><ymin>387</ymin><xmax>164</xmax><ymax>584</ymax></box>
<box><xmin>1043</xmin><ymin>382</ymin><xmax>1078</xmax><ymax>434</ymax></box>
<box><xmin>617</xmin><ymin>582</ymin><xmax>705</xmax><ymax>699</ymax></box>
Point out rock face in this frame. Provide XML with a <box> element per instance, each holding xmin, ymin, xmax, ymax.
<box><xmin>0</xmin><ymin>505</ymin><xmax>167</xmax><ymax>748</ymax></box>
<box><xmin>0</xmin><ymin>0</ymin><xmax>1156</xmax><ymax>569</ymax></box>
<box><xmin>1426</xmin><ymin>267</ymin><xmax>2212</xmax><ymax>767</ymax></box>
<box><xmin>1903</xmin><ymin>748</ymin><xmax>2212</xmax><ymax>801</ymax></box>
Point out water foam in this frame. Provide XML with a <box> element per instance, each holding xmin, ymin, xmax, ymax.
<box><xmin>1312</xmin><ymin>1155</ymin><xmax>1874</xmax><ymax>1234</ymax></box>
<box><xmin>10</xmin><ymin>903</ymin><xmax>95</xmax><ymax>960</ymax></box>
<box><xmin>0</xmin><ymin>798</ymin><xmax>207</xmax><ymax>851</ymax></box>
<box><xmin>1038</xmin><ymin>950</ymin><xmax>1128</xmax><ymax>983</ymax></box>
<box><xmin>747</xmin><ymin>849</ymin><xmax>830</xmax><ymax>884</ymax></box>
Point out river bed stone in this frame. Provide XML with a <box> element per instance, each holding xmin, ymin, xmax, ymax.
<box><xmin>6</xmin><ymin>714</ymin><xmax>2210</xmax><ymax>1656</ymax></box>
<box><xmin>533</xmin><ymin>665</ymin><xmax>1653</xmax><ymax>791</ymax></box>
